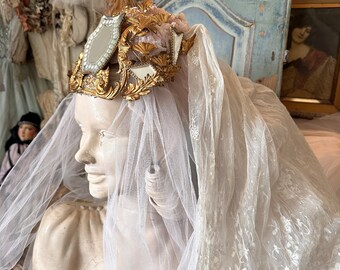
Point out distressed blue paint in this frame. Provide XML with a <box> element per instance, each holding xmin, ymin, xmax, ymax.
<box><xmin>183</xmin><ymin>8</ymin><xmax>234</xmax><ymax>65</ymax></box>
<box><xmin>158</xmin><ymin>0</ymin><xmax>254</xmax><ymax>77</ymax></box>
<box><xmin>156</xmin><ymin>0</ymin><xmax>291</xmax><ymax>95</ymax></box>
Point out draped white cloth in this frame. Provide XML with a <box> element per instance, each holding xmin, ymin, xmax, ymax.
<box><xmin>295</xmin><ymin>113</ymin><xmax>340</xmax><ymax>199</ymax></box>
<box><xmin>0</xmin><ymin>25</ymin><xmax>339</xmax><ymax>270</ymax></box>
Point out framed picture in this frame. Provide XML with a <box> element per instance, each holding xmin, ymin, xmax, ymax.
<box><xmin>280</xmin><ymin>1</ymin><xmax>340</xmax><ymax>117</ymax></box>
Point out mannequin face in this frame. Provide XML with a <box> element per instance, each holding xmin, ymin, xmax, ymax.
<box><xmin>74</xmin><ymin>94</ymin><xmax>128</xmax><ymax>199</ymax></box>
<box><xmin>18</xmin><ymin>124</ymin><xmax>38</xmax><ymax>141</ymax></box>
<box><xmin>291</xmin><ymin>26</ymin><xmax>312</xmax><ymax>44</ymax></box>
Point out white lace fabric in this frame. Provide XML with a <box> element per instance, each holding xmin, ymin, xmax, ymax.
<box><xmin>0</xmin><ymin>25</ymin><xmax>339</xmax><ymax>270</ymax></box>
<box><xmin>188</xmin><ymin>26</ymin><xmax>340</xmax><ymax>270</ymax></box>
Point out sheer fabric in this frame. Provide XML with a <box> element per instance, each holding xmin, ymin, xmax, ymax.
<box><xmin>186</xmin><ymin>26</ymin><xmax>340</xmax><ymax>269</ymax></box>
<box><xmin>295</xmin><ymin>113</ymin><xmax>340</xmax><ymax>199</ymax></box>
<box><xmin>0</xmin><ymin>25</ymin><xmax>339</xmax><ymax>270</ymax></box>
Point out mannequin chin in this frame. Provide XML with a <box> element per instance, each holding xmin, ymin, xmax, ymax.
<box><xmin>89</xmin><ymin>182</ymin><xmax>109</xmax><ymax>199</ymax></box>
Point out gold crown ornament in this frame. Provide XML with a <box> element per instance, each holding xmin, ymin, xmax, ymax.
<box><xmin>69</xmin><ymin>0</ymin><xmax>195</xmax><ymax>101</ymax></box>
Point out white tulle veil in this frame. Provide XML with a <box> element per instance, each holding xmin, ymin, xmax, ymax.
<box><xmin>0</xmin><ymin>23</ymin><xmax>340</xmax><ymax>270</ymax></box>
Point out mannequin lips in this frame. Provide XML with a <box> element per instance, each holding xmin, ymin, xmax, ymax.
<box><xmin>85</xmin><ymin>166</ymin><xmax>105</xmax><ymax>184</ymax></box>
<box><xmin>86</xmin><ymin>174</ymin><xmax>106</xmax><ymax>184</ymax></box>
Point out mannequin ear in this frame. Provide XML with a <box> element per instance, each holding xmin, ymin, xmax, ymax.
<box><xmin>145</xmin><ymin>164</ymin><xmax>162</xmax><ymax>179</ymax></box>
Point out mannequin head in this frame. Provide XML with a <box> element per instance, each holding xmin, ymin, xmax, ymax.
<box><xmin>74</xmin><ymin>93</ymin><xmax>128</xmax><ymax>199</ymax></box>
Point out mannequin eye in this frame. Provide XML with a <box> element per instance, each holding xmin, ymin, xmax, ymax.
<box><xmin>99</xmin><ymin>130</ymin><xmax>115</xmax><ymax>146</ymax></box>
<box><xmin>99</xmin><ymin>130</ymin><xmax>115</xmax><ymax>140</ymax></box>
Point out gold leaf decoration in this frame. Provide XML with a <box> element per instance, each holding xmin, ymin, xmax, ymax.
<box><xmin>127</xmin><ymin>15</ymin><xmax>152</xmax><ymax>29</ymax></box>
<box><xmin>133</xmin><ymin>42</ymin><xmax>157</xmax><ymax>55</ymax></box>
<box><xmin>137</xmin><ymin>0</ymin><xmax>153</xmax><ymax>11</ymax></box>
<box><xmin>94</xmin><ymin>68</ymin><xmax>110</xmax><ymax>95</ymax></box>
<box><xmin>69</xmin><ymin>53</ymin><xmax>84</xmax><ymax>92</ymax></box>
<box><xmin>160</xmin><ymin>65</ymin><xmax>181</xmax><ymax>81</ymax></box>
<box><xmin>152</xmin><ymin>13</ymin><xmax>171</xmax><ymax>25</ymax></box>
<box><xmin>124</xmin><ymin>73</ymin><xmax>161</xmax><ymax>101</ymax></box>
<box><xmin>151</xmin><ymin>53</ymin><xmax>170</xmax><ymax>67</ymax></box>
<box><xmin>181</xmin><ymin>34</ymin><xmax>196</xmax><ymax>54</ymax></box>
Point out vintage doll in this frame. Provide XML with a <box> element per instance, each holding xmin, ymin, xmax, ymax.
<box><xmin>0</xmin><ymin>112</ymin><xmax>41</xmax><ymax>184</ymax></box>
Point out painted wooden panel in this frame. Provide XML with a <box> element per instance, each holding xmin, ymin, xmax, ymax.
<box><xmin>156</xmin><ymin>0</ymin><xmax>291</xmax><ymax>95</ymax></box>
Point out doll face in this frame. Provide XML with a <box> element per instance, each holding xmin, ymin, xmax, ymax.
<box><xmin>291</xmin><ymin>26</ymin><xmax>312</xmax><ymax>44</ymax></box>
<box><xmin>74</xmin><ymin>94</ymin><xmax>128</xmax><ymax>199</ymax></box>
<box><xmin>18</xmin><ymin>124</ymin><xmax>38</xmax><ymax>141</ymax></box>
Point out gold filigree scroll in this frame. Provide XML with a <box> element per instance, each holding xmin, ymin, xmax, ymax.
<box><xmin>69</xmin><ymin>53</ymin><xmax>119</xmax><ymax>99</ymax></box>
<box><xmin>69</xmin><ymin>52</ymin><xmax>84</xmax><ymax>91</ymax></box>
<box><xmin>124</xmin><ymin>73</ymin><xmax>162</xmax><ymax>101</ymax></box>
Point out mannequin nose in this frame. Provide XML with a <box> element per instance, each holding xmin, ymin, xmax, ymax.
<box><xmin>75</xmin><ymin>149</ymin><xmax>96</xmax><ymax>164</ymax></box>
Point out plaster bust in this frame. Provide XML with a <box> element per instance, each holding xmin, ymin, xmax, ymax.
<box><xmin>32</xmin><ymin>92</ymin><xmax>184</xmax><ymax>269</ymax></box>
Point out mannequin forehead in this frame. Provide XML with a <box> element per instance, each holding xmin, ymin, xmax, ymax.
<box><xmin>74</xmin><ymin>94</ymin><xmax>123</xmax><ymax>128</ymax></box>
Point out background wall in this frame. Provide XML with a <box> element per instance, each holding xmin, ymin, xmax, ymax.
<box><xmin>157</xmin><ymin>0</ymin><xmax>292</xmax><ymax>94</ymax></box>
